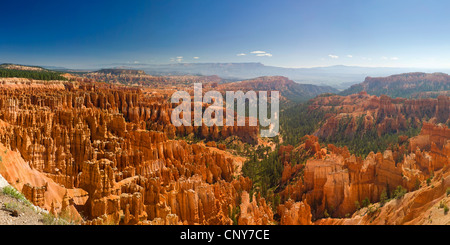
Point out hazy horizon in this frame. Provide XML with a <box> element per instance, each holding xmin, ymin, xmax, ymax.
<box><xmin>4</xmin><ymin>61</ymin><xmax>450</xmax><ymax>73</ymax></box>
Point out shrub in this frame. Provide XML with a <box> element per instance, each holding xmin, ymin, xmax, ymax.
<box><xmin>355</xmin><ymin>201</ymin><xmax>361</xmax><ymax>210</ymax></box>
<box><xmin>230</xmin><ymin>206</ymin><xmax>240</xmax><ymax>225</ymax></box>
<box><xmin>40</xmin><ymin>212</ymin><xmax>72</xmax><ymax>225</ymax></box>
<box><xmin>367</xmin><ymin>205</ymin><xmax>378</xmax><ymax>215</ymax></box>
<box><xmin>2</xmin><ymin>202</ymin><xmax>19</xmax><ymax>211</ymax></box>
<box><xmin>273</xmin><ymin>194</ymin><xmax>281</xmax><ymax>213</ymax></box>
<box><xmin>414</xmin><ymin>179</ymin><xmax>421</xmax><ymax>190</ymax></box>
<box><xmin>446</xmin><ymin>187</ymin><xmax>450</xmax><ymax>197</ymax></box>
<box><xmin>362</xmin><ymin>197</ymin><xmax>371</xmax><ymax>208</ymax></box>
<box><xmin>444</xmin><ymin>205</ymin><xmax>449</xmax><ymax>215</ymax></box>
<box><xmin>392</xmin><ymin>185</ymin><xmax>407</xmax><ymax>200</ymax></box>
<box><xmin>380</xmin><ymin>190</ymin><xmax>388</xmax><ymax>206</ymax></box>
<box><xmin>1</xmin><ymin>186</ymin><xmax>30</xmax><ymax>205</ymax></box>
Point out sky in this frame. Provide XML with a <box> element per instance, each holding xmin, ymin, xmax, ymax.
<box><xmin>2</xmin><ymin>0</ymin><xmax>450</xmax><ymax>69</ymax></box>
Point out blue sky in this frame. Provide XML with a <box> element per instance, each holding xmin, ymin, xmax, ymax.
<box><xmin>1</xmin><ymin>0</ymin><xmax>450</xmax><ymax>68</ymax></box>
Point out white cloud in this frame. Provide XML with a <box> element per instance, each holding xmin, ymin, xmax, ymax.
<box><xmin>251</xmin><ymin>51</ymin><xmax>267</xmax><ymax>54</ymax></box>
<box><xmin>245</xmin><ymin>50</ymin><xmax>273</xmax><ymax>57</ymax></box>
<box><xmin>193</xmin><ymin>57</ymin><xmax>199</xmax><ymax>59</ymax></box>
<box><xmin>236</xmin><ymin>50</ymin><xmax>273</xmax><ymax>57</ymax></box>
<box><xmin>328</xmin><ymin>54</ymin><xmax>339</xmax><ymax>59</ymax></box>
<box><xmin>256</xmin><ymin>53</ymin><xmax>272</xmax><ymax>57</ymax></box>
<box><xmin>347</xmin><ymin>55</ymin><xmax>353</xmax><ymax>58</ymax></box>
<box><xmin>381</xmin><ymin>56</ymin><xmax>399</xmax><ymax>61</ymax></box>
<box><xmin>170</xmin><ymin>56</ymin><xmax>183</xmax><ymax>62</ymax></box>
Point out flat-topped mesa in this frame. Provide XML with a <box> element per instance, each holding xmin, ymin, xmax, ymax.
<box><xmin>83</xmin><ymin>69</ymin><xmax>222</xmax><ymax>88</ymax></box>
<box><xmin>96</xmin><ymin>69</ymin><xmax>147</xmax><ymax>76</ymax></box>
<box><xmin>363</xmin><ymin>72</ymin><xmax>450</xmax><ymax>84</ymax></box>
<box><xmin>342</xmin><ymin>72</ymin><xmax>450</xmax><ymax>98</ymax></box>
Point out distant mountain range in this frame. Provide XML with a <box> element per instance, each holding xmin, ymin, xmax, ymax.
<box><xmin>82</xmin><ymin>68</ymin><xmax>337</xmax><ymax>102</ymax></box>
<box><xmin>340</xmin><ymin>72</ymin><xmax>450</xmax><ymax>98</ymax></box>
<box><xmin>81</xmin><ymin>62</ymin><xmax>450</xmax><ymax>89</ymax></box>
<box><xmin>29</xmin><ymin>62</ymin><xmax>450</xmax><ymax>90</ymax></box>
<box><xmin>220</xmin><ymin>76</ymin><xmax>338</xmax><ymax>102</ymax></box>
<box><xmin>96</xmin><ymin>68</ymin><xmax>146</xmax><ymax>75</ymax></box>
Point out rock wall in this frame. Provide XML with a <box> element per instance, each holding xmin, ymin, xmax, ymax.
<box><xmin>278</xmin><ymin>127</ymin><xmax>449</xmax><ymax>220</ymax></box>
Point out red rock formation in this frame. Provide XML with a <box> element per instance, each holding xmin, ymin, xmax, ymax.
<box><xmin>22</xmin><ymin>183</ymin><xmax>47</xmax><ymax>207</ymax></box>
<box><xmin>238</xmin><ymin>191</ymin><xmax>274</xmax><ymax>225</ymax></box>
<box><xmin>217</xmin><ymin>76</ymin><xmax>337</xmax><ymax>102</ymax></box>
<box><xmin>0</xmin><ymin>76</ymin><xmax>448</xmax><ymax>226</ymax></box>
<box><xmin>315</xmin><ymin>165</ymin><xmax>450</xmax><ymax>225</ymax></box>
<box><xmin>0</xmin><ymin>79</ymin><xmax>253</xmax><ymax>225</ymax></box>
<box><xmin>277</xmin><ymin>199</ymin><xmax>312</xmax><ymax>225</ymax></box>
<box><xmin>409</xmin><ymin>123</ymin><xmax>450</xmax><ymax>173</ymax></box>
<box><xmin>0</xmin><ymin>141</ymin><xmax>88</xmax><ymax>222</ymax></box>
<box><xmin>311</xmin><ymin>93</ymin><xmax>449</xmax><ymax>139</ymax></box>
<box><xmin>278</xmin><ymin>122</ymin><xmax>449</xmax><ymax>221</ymax></box>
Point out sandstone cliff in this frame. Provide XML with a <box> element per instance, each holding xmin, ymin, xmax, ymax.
<box><xmin>0</xmin><ymin>79</ymin><xmax>254</xmax><ymax>224</ymax></box>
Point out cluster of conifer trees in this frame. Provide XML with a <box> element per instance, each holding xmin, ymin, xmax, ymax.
<box><xmin>0</xmin><ymin>68</ymin><xmax>66</xmax><ymax>81</ymax></box>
